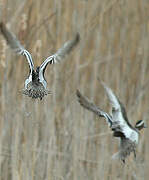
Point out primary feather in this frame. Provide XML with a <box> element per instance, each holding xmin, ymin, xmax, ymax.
<box><xmin>39</xmin><ymin>33</ymin><xmax>80</xmax><ymax>71</ymax></box>
<box><xmin>0</xmin><ymin>22</ymin><xmax>34</xmax><ymax>71</ymax></box>
<box><xmin>76</xmin><ymin>89</ymin><xmax>112</xmax><ymax>127</ymax></box>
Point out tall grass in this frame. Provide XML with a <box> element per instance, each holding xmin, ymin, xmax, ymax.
<box><xmin>0</xmin><ymin>0</ymin><xmax>149</xmax><ymax>179</ymax></box>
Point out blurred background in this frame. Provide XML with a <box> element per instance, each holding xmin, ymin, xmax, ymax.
<box><xmin>0</xmin><ymin>0</ymin><xmax>149</xmax><ymax>179</ymax></box>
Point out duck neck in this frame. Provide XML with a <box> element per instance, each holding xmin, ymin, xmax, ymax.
<box><xmin>32</xmin><ymin>70</ymin><xmax>39</xmax><ymax>83</ymax></box>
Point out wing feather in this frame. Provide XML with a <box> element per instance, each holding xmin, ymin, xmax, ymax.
<box><xmin>39</xmin><ymin>33</ymin><xmax>80</xmax><ymax>72</ymax></box>
<box><xmin>101</xmin><ymin>82</ymin><xmax>138</xmax><ymax>141</ymax></box>
<box><xmin>0</xmin><ymin>22</ymin><xmax>34</xmax><ymax>71</ymax></box>
<box><xmin>101</xmin><ymin>81</ymin><xmax>121</xmax><ymax>110</ymax></box>
<box><xmin>76</xmin><ymin>89</ymin><xmax>112</xmax><ymax>127</ymax></box>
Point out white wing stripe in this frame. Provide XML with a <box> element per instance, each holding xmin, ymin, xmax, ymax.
<box><xmin>39</xmin><ymin>33</ymin><xmax>79</xmax><ymax>74</ymax></box>
<box><xmin>40</xmin><ymin>56</ymin><xmax>54</xmax><ymax>70</ymax></box>
<box><xmin>100</xmin><ymin>111</ymin><xmax>113</xmax><ymax>127</ymax></box>
<box><xmin>22</xmin><ymin>50</ymin><xmax>34</xmax><ymax>70</ymax></box>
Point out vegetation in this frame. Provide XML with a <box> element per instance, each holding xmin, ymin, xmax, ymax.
<box><xmin>0</xmin><ymin>0</ymin><xmax>149</xmax><ymax>179</ymax></box>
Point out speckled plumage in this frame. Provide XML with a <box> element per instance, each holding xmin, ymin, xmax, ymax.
<box><xmin>22</xmin><ymin>81</ymin><xmax>51</xmax><ymax>100</ymax></box>
<box><xmin>76</xmin><ymin>82</ymin><xmax>146</xmax><ymax>163</ymax></box>
<box><xmin>0</xmin><ymin>22</ymin><xmax>80</xmax><ymax>100</ymax></box>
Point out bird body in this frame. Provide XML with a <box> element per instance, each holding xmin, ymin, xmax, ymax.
<box><xmin>0</xmin><ymin>22</ymin><xmax>80</xmax><ymax>99</ymax></box>
<box><xmin>76</xmin><ymin>83</ymin><xmax>146</xmax><ymax>163</ymax></box>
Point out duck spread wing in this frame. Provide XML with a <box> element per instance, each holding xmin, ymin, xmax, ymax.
<box><xmin>0</xmin><ymin>22</ymin><xmax>34</xmax><ymax>71</ymax></box>
<box><xmin>39</xmin><ymin>33</ymin><xmax>80</xmax><ymax>73</ymax></box>
<box><xmin>76</xmin><ymin>89</ymin><xmax>112</xmax><ymax>127</ymax></box>
<box><xmin>101</xmin><ymin>82</ymin><xmax>138</xmax><ymax>142</ymax></box>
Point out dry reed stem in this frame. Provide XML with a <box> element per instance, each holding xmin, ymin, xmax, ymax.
<box><xmin>0</xmin><ymin>0</ymin><xmax>149</xmax><ymax>179</ymax></box>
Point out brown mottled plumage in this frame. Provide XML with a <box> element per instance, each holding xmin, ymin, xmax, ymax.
<box><xmin>22</xmin><ymin>82</ymin><xmax>51</xmax><ymax>100</ymax></box>
<box><xmin>0</xmin><ymin>22</ymin><xmax>80</xmax><ymax>99</ymax></box>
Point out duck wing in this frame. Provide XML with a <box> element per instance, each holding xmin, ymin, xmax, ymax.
<box><xmin>76</xmin><ymin>89</ymin><xmax>112</xmax><ymax>127</ymax></box>
<box><xmin>0</xmin><ymin>22</ymin><xmax>34</xmax><ymax>72</ymax></box>
<box><xmin>39</xmin><ymin>33</ymin><xmax>80</xmax><ymax>80</ymax></box>
<box><xmin>101</xmin><ymin>82</ymin><xmax>138</xmax><ymax>142</ymax></box>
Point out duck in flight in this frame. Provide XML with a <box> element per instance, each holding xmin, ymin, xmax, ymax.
<box><xmin>0</xmin><ymin>22</ymin><xmax>80</xmax><ymax>100</ymax></box>
<box><xmin>76</xmin><ymin>82</ymin><xmax>146</xmax><ymax>163</ymax></box>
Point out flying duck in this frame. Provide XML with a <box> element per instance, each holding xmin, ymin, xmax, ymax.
<box><xmin>76</xmin><ymin>83</ymin><xmax>146</xmax><ymax>163</ymax></box>
<box><xmin>0</xmin><ymin>22</ymin><xmax>80</xmax><ymax>100</ymax></box>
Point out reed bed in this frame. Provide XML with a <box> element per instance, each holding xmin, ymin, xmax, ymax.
<box><xmin>0</xmin><ymin>0</ymin><xmax>149</xmax><ymax>179</ymax></box>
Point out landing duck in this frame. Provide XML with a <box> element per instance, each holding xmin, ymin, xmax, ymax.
<box><xmin>0</xmin><ymin>22</ymin><xmax>80</xmax><ymax>100</ymax></box>
<box><xmin>76</xmin><ymin>82</ymin><xmax>146</xmax><ymax>163</ymax></box>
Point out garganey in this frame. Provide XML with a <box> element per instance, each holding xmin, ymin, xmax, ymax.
<box><xmin>0</xmin><ymin>22</ymin><xmax>80</xmax><ymax>100</ymax></box>
<box><xmin>76</xmin><ymin>83</ymin><xmax>146</xmax><ymax>163</ymax></box>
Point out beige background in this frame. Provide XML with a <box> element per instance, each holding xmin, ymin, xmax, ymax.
<box><xmin>0</xmin><ymin>0</ymin><xmax>149</xmax><ymax>179</ymax></box>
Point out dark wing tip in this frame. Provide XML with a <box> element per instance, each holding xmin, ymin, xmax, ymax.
<box><xmin>0</xmin><ymin>22</ymin><xmax>13</xmax><ymax>43</ymax></box>
<box><xmin>0</xmin><ymin>22</ymin><xmax>4</xmax><ymax>27</ymax></box>
<box><xmin>76</xmin><ymin>89</ymin><xmax>83</xmax><ymax>102</ymax></box>
<box><xmin>0</xmin><ymin>22</ymin><xmax>3</xmax><ymax>28</ymax></box>
<box><xmin>76</xmin><ymin>89</ymin><xmax>81</xmax><ymax>97</ymax></box>
<box><xmin>75</xmin><ymin>33</ymin><xmax>80</xmax><ymax>43</ymax></box>
<box><xmin>97</xmin><ymin>77</ymin><xmax>103</xmax><ymax>84</ymax></box>
<box><xmin>76</xmin><ymin>89</ymin><xmax>83</xmax><ymax>105</ymax></box>
<box><xmin>76</xmin><ymin>89</ymin><xmax>89</xmax><ymax>108</ymax></box>
<box><xmin>0</xmin><ymin>22</ymin><xmax>6</xmax><ymax>33</ymax></box>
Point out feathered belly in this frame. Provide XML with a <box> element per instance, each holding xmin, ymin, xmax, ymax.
<box><xmin>22</xmin><ymin>81</ymin><xmax>51</xmax><ymax>100</ymax></box>
<box><xmin>120</xmin><ymin>138</ymin><xmax>137</xmax><ymax>162</ymax></box>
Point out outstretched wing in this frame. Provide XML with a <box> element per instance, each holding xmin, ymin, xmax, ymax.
<box><xmin>76</xmin><ymin>89</ymin><xmax>112</xmax><ymax>127</ymax></box>
<box><xmin>39</xmin><ymin>33</ymin><xmax>80</xmax><ymax>74</ymax></box>
<box><xmin>101</xmin><ymin>82</ymin><xmax>130</xmax><ymax>123</ymax></box>
<box><xmin>101</xmin><ymin>82</ymin><xmax>137</xmax><ymax>141</ymax></box>
<box><xmin>101</xmin><ymin>81</ymin><xmax>121</xmax><ymax>111</ymax></box>
<box><xmin>0</xmin><ymin>22</ymin><xmax>34</xmax><ymax>72</ymax></box>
